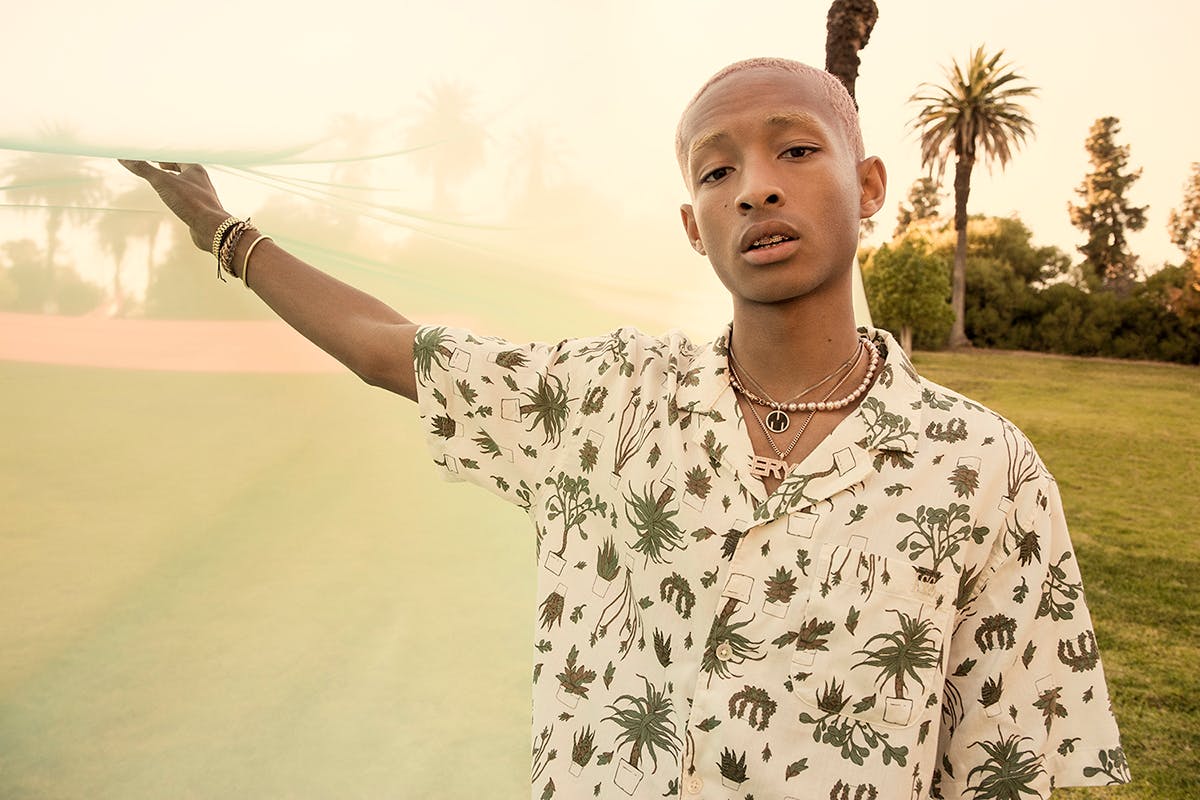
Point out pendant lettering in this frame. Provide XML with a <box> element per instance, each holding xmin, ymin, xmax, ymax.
<box><xmin>748</xmin><ymin>454</ymin><xmax>788</xmax><ymax>480</ymax></box>
<box><xmin>765</xmin><ymin>409</ymin><xmax>790</xmax><ymax>433</ymax></box>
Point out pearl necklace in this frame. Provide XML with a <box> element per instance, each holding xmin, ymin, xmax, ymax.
<box><xmin>729</xmin><ymin>338</ymin><xmax>880</xmax><ymax>435</ymax></box>
<box><xmin>729</xmin><ymin>337</ymin><xmax>863</xmax><ymax>411</ymax></box>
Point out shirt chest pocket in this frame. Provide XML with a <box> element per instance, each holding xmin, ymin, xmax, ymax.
<box><xmin>788</xmin><ymin>542</ymin><xmax>954</xmax><ymax>729</ymax></box>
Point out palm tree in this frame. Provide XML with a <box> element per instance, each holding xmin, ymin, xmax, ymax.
<box><xmin>909</xmin><ymin>47</ymin><xmax>1037</xmax><ymax>347</ymax></box>
<box><xmin>824</xmin><ymin>0</ymin><xmax>879</xmax><ymax>103</ymax></box>
<box><xmin>852</xmin><ymin>608</ymin><xmax>941</xmax><ymax>700</ymax></box>
<box><xmin>2</xmin><ymin>150</ymin><xmax>106</xmax><ymax>312</ymax></box>
<box><xmin>405</xmin><ymin>81</ymin><xmax>487</xmax><ymax>213</ymax></box>
<box><xmin>603</xmin><ymin>674</ymin><xmax>682</xmax><ymax>773</ymax></box>
<box><xmin>94</xmin><ymin>184</ymin><xmax>163</xmax><ymax>314</ymax></box>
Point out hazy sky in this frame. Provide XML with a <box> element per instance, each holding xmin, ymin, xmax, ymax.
<box><xmin>2</xmin><ymin>0</ymin><xmax>1195</xmax><ymax>331</ymax></box>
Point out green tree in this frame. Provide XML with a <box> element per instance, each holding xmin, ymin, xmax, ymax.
<box><xmin>862</xmin><ymin>229</ymin><xmax>953</xmax><ymax>353</ymax></box>
<box><xmin>824</xmin><ymin>0</ymin><xmax>879</xmax><ymax>103</ymax></box>
<box><xmin>1168</xmin><ymin>161</ymin><xmax>1200</xmax><ymax>261</ymax></box>
<box><xmin>1067</xmin><ymin>116</ymin><xmax>1148</xmax><ymax>291</ymax></box>
<box><xmin>909</xmin><ymin>47</ymin><xmax>1037</xmax><ymax>346</ymax></box>
<box><xmin>894</xmin><ymin>177</ymin><xmax>942</xmax><ymax>237</ymax></box>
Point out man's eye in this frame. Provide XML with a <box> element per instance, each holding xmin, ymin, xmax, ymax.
<box><xmin>701</xmin><ymin>167</ymin><xmax>730</xmax><ymax>184</ymax></box>
<box><xmin>782</xmin><ymin>146</ymin><xmax>814</xmax><ymax>158</ymax></box>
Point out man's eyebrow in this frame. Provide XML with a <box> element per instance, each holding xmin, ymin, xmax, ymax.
<box><xmin>687</xmin><ymin>111</ymin><xmax>831</xmax><ymax>168</ymax></box>
<box><xmin>764</xmin><ymin>110</ymin><xmax>828</xmax><ymax>133</ymax></box>
<box><xmin>688</xmin><ymin>130</ymin><xmax>729</xmax><ymax>165</ymax></box>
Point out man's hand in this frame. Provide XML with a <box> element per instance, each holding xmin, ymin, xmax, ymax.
<box><xmin>118</xmin><ymin>161</ymin><xmax>229</xmax><ymax>252</ymax></box>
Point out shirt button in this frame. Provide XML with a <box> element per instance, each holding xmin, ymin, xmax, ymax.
<box><xmin>685</xmin><ymin>775</ymin><xmax>704</xmax><ymax>794</ymax></box>
<box><xmin>716</xmin><ymin>641</ymin><xmax>733</xmax><ymax>661</ymax></box>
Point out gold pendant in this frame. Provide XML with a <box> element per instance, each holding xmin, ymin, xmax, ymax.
<box><xmin>765</xmin><ymin>409</ymin><xmax>790</xmax><ymax>433</ymax></box>
<box><xmin>748</xmin><ymin>454</ymin><xmax>787</xmax><ymax>479</ymax></box>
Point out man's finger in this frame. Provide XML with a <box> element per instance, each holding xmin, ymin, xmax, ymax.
<box><xmin>158</xmin><ymin>162</ymin><xmax>182</xmax><ymax>173</ymax></box>
<box><xmin>118</xmin><ymin>159</ymin><xmax>160</xmax><ymax>181</ymax></box>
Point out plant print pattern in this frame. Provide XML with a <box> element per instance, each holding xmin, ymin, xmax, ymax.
<box><xmin>414</xmin><ymin>325</ymin><xmax>1126</xmax><ymax>799</ymax></box>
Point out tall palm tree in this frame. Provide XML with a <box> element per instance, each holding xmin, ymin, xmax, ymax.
<box><xmin>2</xmin><ymin>151</ymin><xmax>106</xmax><ymax>312</ymax></box>
<box><xmin>405</xmin><ymin>81</ymin><xmax>487</xmax><ymax>213</ymax></box>
<box><xmin>824</xmin><ymin>0</ymin><xmax>878</xmax><ymax>103</ymax></box>
<box><xmin>95</xmin><ymin>184</ymin><xmax>163</xmax><ymax>314</ymax></box>
<box><xmin>909</xmin><ymin>47</ymin><xmax>1037</xmax><ymax>347</ymax></box>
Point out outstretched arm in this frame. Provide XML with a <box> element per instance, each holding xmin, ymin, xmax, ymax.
<box><xmin>119</xmin><ymin>160</ymin><xmax>419</xmax><ymax>400</ymax></box>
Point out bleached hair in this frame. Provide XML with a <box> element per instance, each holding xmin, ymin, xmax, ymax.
<box><xmin>675</xmin><ymin>57</ymin><xmax>865</xmax><ymax>174</ymax></box>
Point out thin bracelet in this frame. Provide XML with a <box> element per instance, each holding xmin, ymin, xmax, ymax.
<box><xmin>241</xmin><ymin>234</ymin><xmax>272</xmax><ymax>288</ymax></box>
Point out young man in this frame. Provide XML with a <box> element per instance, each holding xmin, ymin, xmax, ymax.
<box><xmin>123</xmin><ymin>58</ymin><xmax>1126</xmax><ymax>800</ymax></box>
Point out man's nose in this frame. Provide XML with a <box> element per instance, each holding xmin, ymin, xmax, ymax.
<box><xmin>735</xmin><ymin>166</ymin><xmax>785</xmax><ymax>213</ymax></box>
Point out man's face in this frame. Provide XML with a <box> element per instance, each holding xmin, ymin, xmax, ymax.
<box><xmin>678</xmin><ymin>68</ymin><xmax>885</xmax><ymax>311</ymax></box>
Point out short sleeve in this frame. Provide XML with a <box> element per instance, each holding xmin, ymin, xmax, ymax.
<box><xmin>412</xmin><ymin>325</ymin><xmax>579</xmax><ymax>509</ymax></box>
<box><xmin>935</xmin><ymin>477</ymin><xmax>1129</xmax><ymax>798</ymax></box>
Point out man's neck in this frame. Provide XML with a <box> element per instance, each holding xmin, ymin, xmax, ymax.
<box><xmin>728</xmin><ymin>296</ymin><xmax>862</xmax><ymax>402</ymax></box>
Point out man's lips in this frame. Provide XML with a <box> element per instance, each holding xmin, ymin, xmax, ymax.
<box><xmin>739</xmin><ymin>221</ymin><xmax>800</xmax><ymax>253</ymax></box>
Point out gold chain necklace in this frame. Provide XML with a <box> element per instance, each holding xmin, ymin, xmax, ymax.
<box><xmin>736</xmin><ymin>345</ymin><xmax>867</xmax><ymax>480</ymax></box>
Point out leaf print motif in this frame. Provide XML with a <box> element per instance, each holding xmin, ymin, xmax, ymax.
<box><xmin>926</xmin><ymin>418</ymin><xmax>967</xmax><ymax>443</ymax></box>
<box><xmin>948</xmin><ymin>464</ymin><xmax>979</xmax><ymax>497</ymax></box>
<box><xmin>613</xmin><ymin>388</ymin><xmax>660</xmax><ymax>476</ymax></box>
<box><xmin>580</xmin><ymin>385</ymin><xmax>607</xmax><ymax>415</ymax></box>
<box><xmin>1033</xmin><ymin>686</ymin><xmax>1068</xmax><ymax>732</ymax></box>
<box><xmin>578</xmin><ymin>439</ymin><xmax>599</xmax><ymax>472</ymax></box>
<box><xmin>659</xmin><ymin>573</ymin><xmax>695</xmax><ymax>619</ymax></box>
<box><xmin>539</xmin><ymin>589</ymin><xmax>564</xmax><ymax>631</ymax></box>
<box><xmin>1037</xmin><ymin>552</ymin><xmax>1081</xmax><ymax>620</ymax></box>
<box><xmin>852</xmin><ymin>608</ymin><xmax>942</xmax><ymax>701</ymax></box>
<box><xmin>684</xmin><ymin>465</ymin><xmax>712</xmax><ymax>500</ymax></box>
<box><xmin>520</xmin><ymin>372</ymin><xmax>571</xmax><ymax>447</ymax></box>
<box><xmin>412</xmin><ymin>326</ymin><xmax>453</xmax><ymax>384</ymax></box>
<box><xmin>545</xmin><ymin>472</ymin><xmax>607</xmax><ymax>559</ymax></box>
<box><xmin>494</xmin><ymin>348</ymin><xmax>530</xmax><ymax>370</ymax></box>
<box><xmin>456</xmin><ymin>378</ymin><xmax>477</xmax><ymax>406</ymax></box>
<box><xmin>728</xmin><ymin>685</ymin><xmax>777</xmax><ymax>731</ymax></box>
<box><xmin>430</xmin><ymin>414</ymin><xmax>456</xmax><ymax>439</ymax></box>
<box><xmin>473</xmin><ymin>429</ymin><xmax>502</xmax><ymax>458</ymax></box>
<box><xmin>895</xmin><ymin>503</ymin><xmax>988</xmax><ymax>574</ymax></box>
<box><xmin>764</xmin><ymin>567</ymin><xmax>797</xmax><ymax>604</ymax></box>
<box><xmin>557</xmin><ymin>645</ymin><xmax>597</xmax><ymax>699</ymax></box>
<box><xmin>772</xmin><ymin>617</ymin><xmax>836</xmax><ymax>652</ymax></box>
<box><xmin>602</xmin><ymin>675</ymin><xmax>682</xmax><ymax>774</ymax></box>
<box><xmin>858</xmin><ymin>397</ymin><xmax>918</xmax><ymax>452</ymax></box>
<box><xmin>624</xmin><ymin>482</ymin><xmax>684</xmax><ymax>564</ymax></box>
<box><xmin>965</xmin><ymin>733</ymin><xmax>1046</xmax><ymax>800</ymax></box>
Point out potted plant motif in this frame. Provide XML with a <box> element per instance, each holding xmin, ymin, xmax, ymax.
<box><xmin>594</xmin><ymin>537</ymin><xmax>620</xmax><ymax>597</ymax></box>
<box><xmin>718</xmin><ymin>747</ymin><xmax>748</xmax><ymax>790</ymax></box>
<box><xmin>556</xmin><ymin>645</ymin><xmax>596</xmax><ymax>709</ymax></box>
<box><xmin>603</xmin><ymin>675</ymin><xmax>682</xmax><ymax>795</ymax></box>
<box><xmin>569</xmin><ymin>726</ymin><xmax>598</xmax><ymax>777</ymax></box>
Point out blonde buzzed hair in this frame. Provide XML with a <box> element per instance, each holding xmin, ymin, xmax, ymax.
<box><xmin>675</xmin><ymin>57</ymin><xmax>865</xmax><ymax>175</ymax></box>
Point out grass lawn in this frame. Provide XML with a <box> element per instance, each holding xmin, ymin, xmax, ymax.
<box><xmin>1</xmin><ymin>348</ymin><xmax>1196</xmax><ymax>798</ymax></box>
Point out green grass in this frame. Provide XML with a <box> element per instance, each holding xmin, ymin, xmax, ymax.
<box><xmin>1</xmin><ymin>349</ymin><xmax>1196</xmax><ymax>798</ymax></box>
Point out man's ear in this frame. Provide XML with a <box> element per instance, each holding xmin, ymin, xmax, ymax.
<box><xmin>680</xmin><ymin>204</ymin><xmax>705</xmax><ymax>255</ymax></box>
<box><xmin>857</xmin><ymin>156</ymin><xmax>887</xmax><ymax>219</ymax></box>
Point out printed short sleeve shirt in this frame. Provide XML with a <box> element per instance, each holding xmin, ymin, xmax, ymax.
<box><xmin>412</xmin><ymin>324</ymin><xmax>1128</xmax><ymax>800</ymax></box>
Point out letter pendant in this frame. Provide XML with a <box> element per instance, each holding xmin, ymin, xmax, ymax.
<box><xmin>748</xmin><ymin>454</ymin><xmax>787</xmax><ymax>480</ymax></box>
<box><xmin>765</xmin><ymin>409</ymin><xmax>790</xmax><ymax>433</ymax></box>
